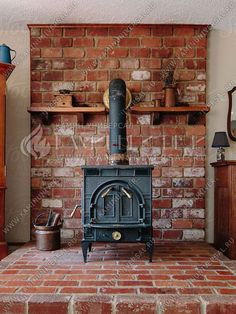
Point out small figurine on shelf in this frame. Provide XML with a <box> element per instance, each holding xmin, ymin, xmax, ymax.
<box><xmin>163</xmin><ymin>69</ymin><xmax>176</xmax><ymax>107</ymax></box>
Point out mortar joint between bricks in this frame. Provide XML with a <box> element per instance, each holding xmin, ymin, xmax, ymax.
<box><xmin>25</xmin><ymin>297</ymin><xmax>28</xmax><ymax>314</ymax></box>
<box><xmin>68</xmin><ymin>295</ymin><xmax>74</xmax><ymax>314</ymax></box>
<box><xmin>157</xmin><ymin>297</ymin><xmax>163</xmax><ymax>314</ymax></box>
<box><xmin>220</xmin><ymin>259</ymin><xmax>235</xmax><ymax>274</ymax></box>
<box><xmin>212</xmin><ymin>287</ymin><xmax>219</xmax><ymax>295</ymax></box>
<box><xmin>199</xmin><ymin>296</ymin><xmax>207</xmax><ymax>314</ymax></box>
<box><xmin>111</xmin><ymin>295</ymin><xmax>116</xmax><ymax>314</ymax></box>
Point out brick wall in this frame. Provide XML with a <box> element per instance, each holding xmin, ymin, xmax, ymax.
<box><xmin>29</xmin><ymin>24</ymin><xmax>208</xmax><ymax>241</ymax></box>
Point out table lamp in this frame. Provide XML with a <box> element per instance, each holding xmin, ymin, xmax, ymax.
<box><xmin>212</xmin><ymin>131</ymin><xmax>230</xmax><ymax>161</ymax></box>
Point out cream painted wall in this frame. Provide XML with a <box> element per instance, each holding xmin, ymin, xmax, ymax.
<box><xmin>207</xmin><ymin>30</ymin><xmax>236</xmax><ymax>242</ymax></box>
<box><xmin>2</xmin><ymin>28</ymin><xmax>236</xmax><ymax>243</ymax></box>
<box><xmin>1</xmin><ymin>30</ymin><xmax>31</xmax><ymax>242</ymax></box>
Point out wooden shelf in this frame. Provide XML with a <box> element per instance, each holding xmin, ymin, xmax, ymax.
<box><xmin>27</xmin><ymin>106</ymin><xmax>107</xmax><ymax>113</ymax></box>
<box><xmin>27</xmin><ymin>104</ymin><xmax>210</xmax><ymax>125</ymax></box>
<box><xmin>27</xmin><ymin>106</ymin><xmax>107</xmax><ymax>124</ymax></box>
<box><xmin>0</xmin><ymin>62</ymin><xmax>15</xmax><ymax>80</ymax></box>
<box><xmin>130</xmin><ymin>105</ymin><xmax>210</xmax><ymax>114</ymax></box>
<box><xmin>130</xmin><ymin>104</ymin><xmax>210</xmax><ymax>125</ymax></box>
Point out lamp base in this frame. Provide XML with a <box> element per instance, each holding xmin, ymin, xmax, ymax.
<box><xmin>216</xmin><ymin>147</ymin><xmax>225</xmax><ymax>161</ymax></box>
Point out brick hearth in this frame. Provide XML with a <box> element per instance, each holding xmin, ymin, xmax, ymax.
<box><xmin>0</xmin><ymin>242</ymin><xmax>236</xmax><ymax>313</ymax></box>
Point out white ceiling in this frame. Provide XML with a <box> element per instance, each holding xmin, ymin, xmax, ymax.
<box><xmin>0</xmin><ymin>0</ymin><xmax>236</xmax><ymax>31</ymax></box>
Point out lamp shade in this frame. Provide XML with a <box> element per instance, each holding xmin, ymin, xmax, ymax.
<box><xmin>212</xmin><ymin>132</ymin><xmax>230</xmax><ymax>147</ymax></box>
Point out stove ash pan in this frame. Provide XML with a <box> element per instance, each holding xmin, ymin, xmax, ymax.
<box><xmin>81</xmin><ymin>165</ymin><xmax>154</xmax><ymax>262</ymax></box>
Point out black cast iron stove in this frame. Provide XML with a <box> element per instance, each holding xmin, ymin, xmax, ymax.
<box><xmin>81</xmin><ymin>79</ymin><xmax>154</xmax><ymax>262</ymax></box>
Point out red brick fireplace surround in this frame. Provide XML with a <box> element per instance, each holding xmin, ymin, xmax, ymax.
<box><xmin>29</xmin><ymin>24</ymin><xmax>208</xmax><ymax>242</ymax></box>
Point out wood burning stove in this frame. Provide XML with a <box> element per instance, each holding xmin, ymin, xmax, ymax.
<box><xmin>81</xmin><ymin>79</ymin><xmax>154</xmax><ymax>262</ymax></box>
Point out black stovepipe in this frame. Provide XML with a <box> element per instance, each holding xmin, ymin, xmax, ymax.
<box><xmin>109</xmin><ymin>78</ymin><xmax>127</xmax><ymax>164</ymax></box>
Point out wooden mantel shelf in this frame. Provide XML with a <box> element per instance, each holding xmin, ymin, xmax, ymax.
<box><xmin>130</xmin><ymin>104</ymin><xmax>210</xmax><ymax>125</ymax></box>
<box><xmin>27</xmin><ymin>106</ymin><xmax>107</xmax><ymax>113</ymax></box>
<box><xmin>27</xmin><ymin>106</ymin><xmax>107</xmax><ymax>124</ymax></box>
<box><xmin>27</xmin><ymin>104</ymin><xmax>210</xmax><ymax>125</ymax></box>
<box><xmin>130</xmin><ymin>105</ymin><xmax>210</xmax><ymax>114</ymax></box>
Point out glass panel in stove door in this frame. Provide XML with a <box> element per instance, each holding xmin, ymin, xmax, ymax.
<box><xmin>103</xmin><ymin>195</ymin><xmax>115</xmax><ymax>217</ymax></box>
<box><xmin>121</xmin><ymin>196</ymin><xmax>133</xmax><ymax>217</ymax></box>
<box><xmin>96</xmin><ymin>193</ymin><xmax>116</xmax><ymax>223</ymax></box>
<box><xmin>119</xmin><ymin>187</ymin><xmax>139</xmax><ymax>223</ymax></box>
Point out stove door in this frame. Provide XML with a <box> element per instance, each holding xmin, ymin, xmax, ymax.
<box><xmin>96</xmin><ymin>188</ymin><xmax>118</xmax><ymax>223</ymax></box>
<box><xmin>90</xmin><ymin>180</ymin><xmax>144</xmax><ymax>225</ymax></box>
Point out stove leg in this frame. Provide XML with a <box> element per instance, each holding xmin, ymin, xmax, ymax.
<box><xmin>81</xmin><ymin>241</ymin><xmax>90</xmax><ymax>263</ymax></box>
<box><xmin>146</xmin><ymin>240</ymin><xmax>154</xmax><ymax>262</ymax></box>
<box><xmin>89</xmin><ymin>242</ymin><xmax>92</xmax><ymax>252</ymax></box>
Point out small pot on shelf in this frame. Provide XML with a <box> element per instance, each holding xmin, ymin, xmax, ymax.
<box><xmin>164</xmin><ymin>85</ymin><xmax>176</xmax><ymax>107</ymax></box>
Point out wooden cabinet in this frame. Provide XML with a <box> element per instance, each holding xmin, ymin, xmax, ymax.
<box><xmin>211</xmin><ymin>161</ymin><xmax>236</xmax><ymax>259</ymax></box>
<box><xmin>0</xmin><ymin>62</ymin><xmax>15</xmax><ymax>260</ymax></box>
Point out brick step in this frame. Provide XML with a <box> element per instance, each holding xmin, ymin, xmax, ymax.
<box><xmin>0</xmin><ymin>294</ymin><xmax>236</xmax><ymax>314</ymax></box>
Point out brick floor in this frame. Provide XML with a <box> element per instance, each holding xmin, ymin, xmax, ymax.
<box><xmin>0</xmin><ymin>242</ymin><xmax>236</xmax><ymax>313</ymax></box>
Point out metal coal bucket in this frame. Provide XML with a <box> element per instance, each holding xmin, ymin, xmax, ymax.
<box><xmin>34</xmin><ymin>213</ymin><xmax>63</xmax><ymax>251</ymax></box>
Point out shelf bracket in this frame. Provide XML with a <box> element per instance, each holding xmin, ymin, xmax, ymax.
<box><xmin>32</xmin><ymin>111</ymin><xmax>84</xmax><ymax>125</ymax></box>
<box><xmin>188</xmin><ymin>112</ymin><xmax>205</xmax><ymax>125</ymax></box>
<box><xmin>41</xmin><ymin>112</ymin><xmax>53</xmax><ymax>125</ymax></box>
<box><xmin>151</xmin><ymin>112</ymin><xmax>161</xmax><ymax>125</ymax></box>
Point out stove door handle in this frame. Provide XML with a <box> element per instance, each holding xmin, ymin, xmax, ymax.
<box><xmin>101</xmin><ymin>187</ymin><xmax>112</xmax><ymax>198</ymax></box>
<box><xmin>139</xmin><ymin>203</ymin><xmax>145</xmax><ymax>221</ymax></box>
<box><xmin>89</xmin><ymin>203</ymin><xmax>95</xmax><ymax>222</ymax></box>
<box><xmin>121</xmin><ymin>187</ymin><xmax>132</xmax><ymax>199</ymax></box>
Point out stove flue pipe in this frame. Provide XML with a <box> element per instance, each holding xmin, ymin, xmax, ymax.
<box><xmin>109</xmin><ymin>78</ymin><xmax>128</xmax><ymax>165</ymax></box>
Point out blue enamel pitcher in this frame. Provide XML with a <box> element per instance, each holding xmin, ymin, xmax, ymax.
<box><xmin>0</xmin><ymin>44</ymin><xmax>16</xmax><ymax>64</ymax></box>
